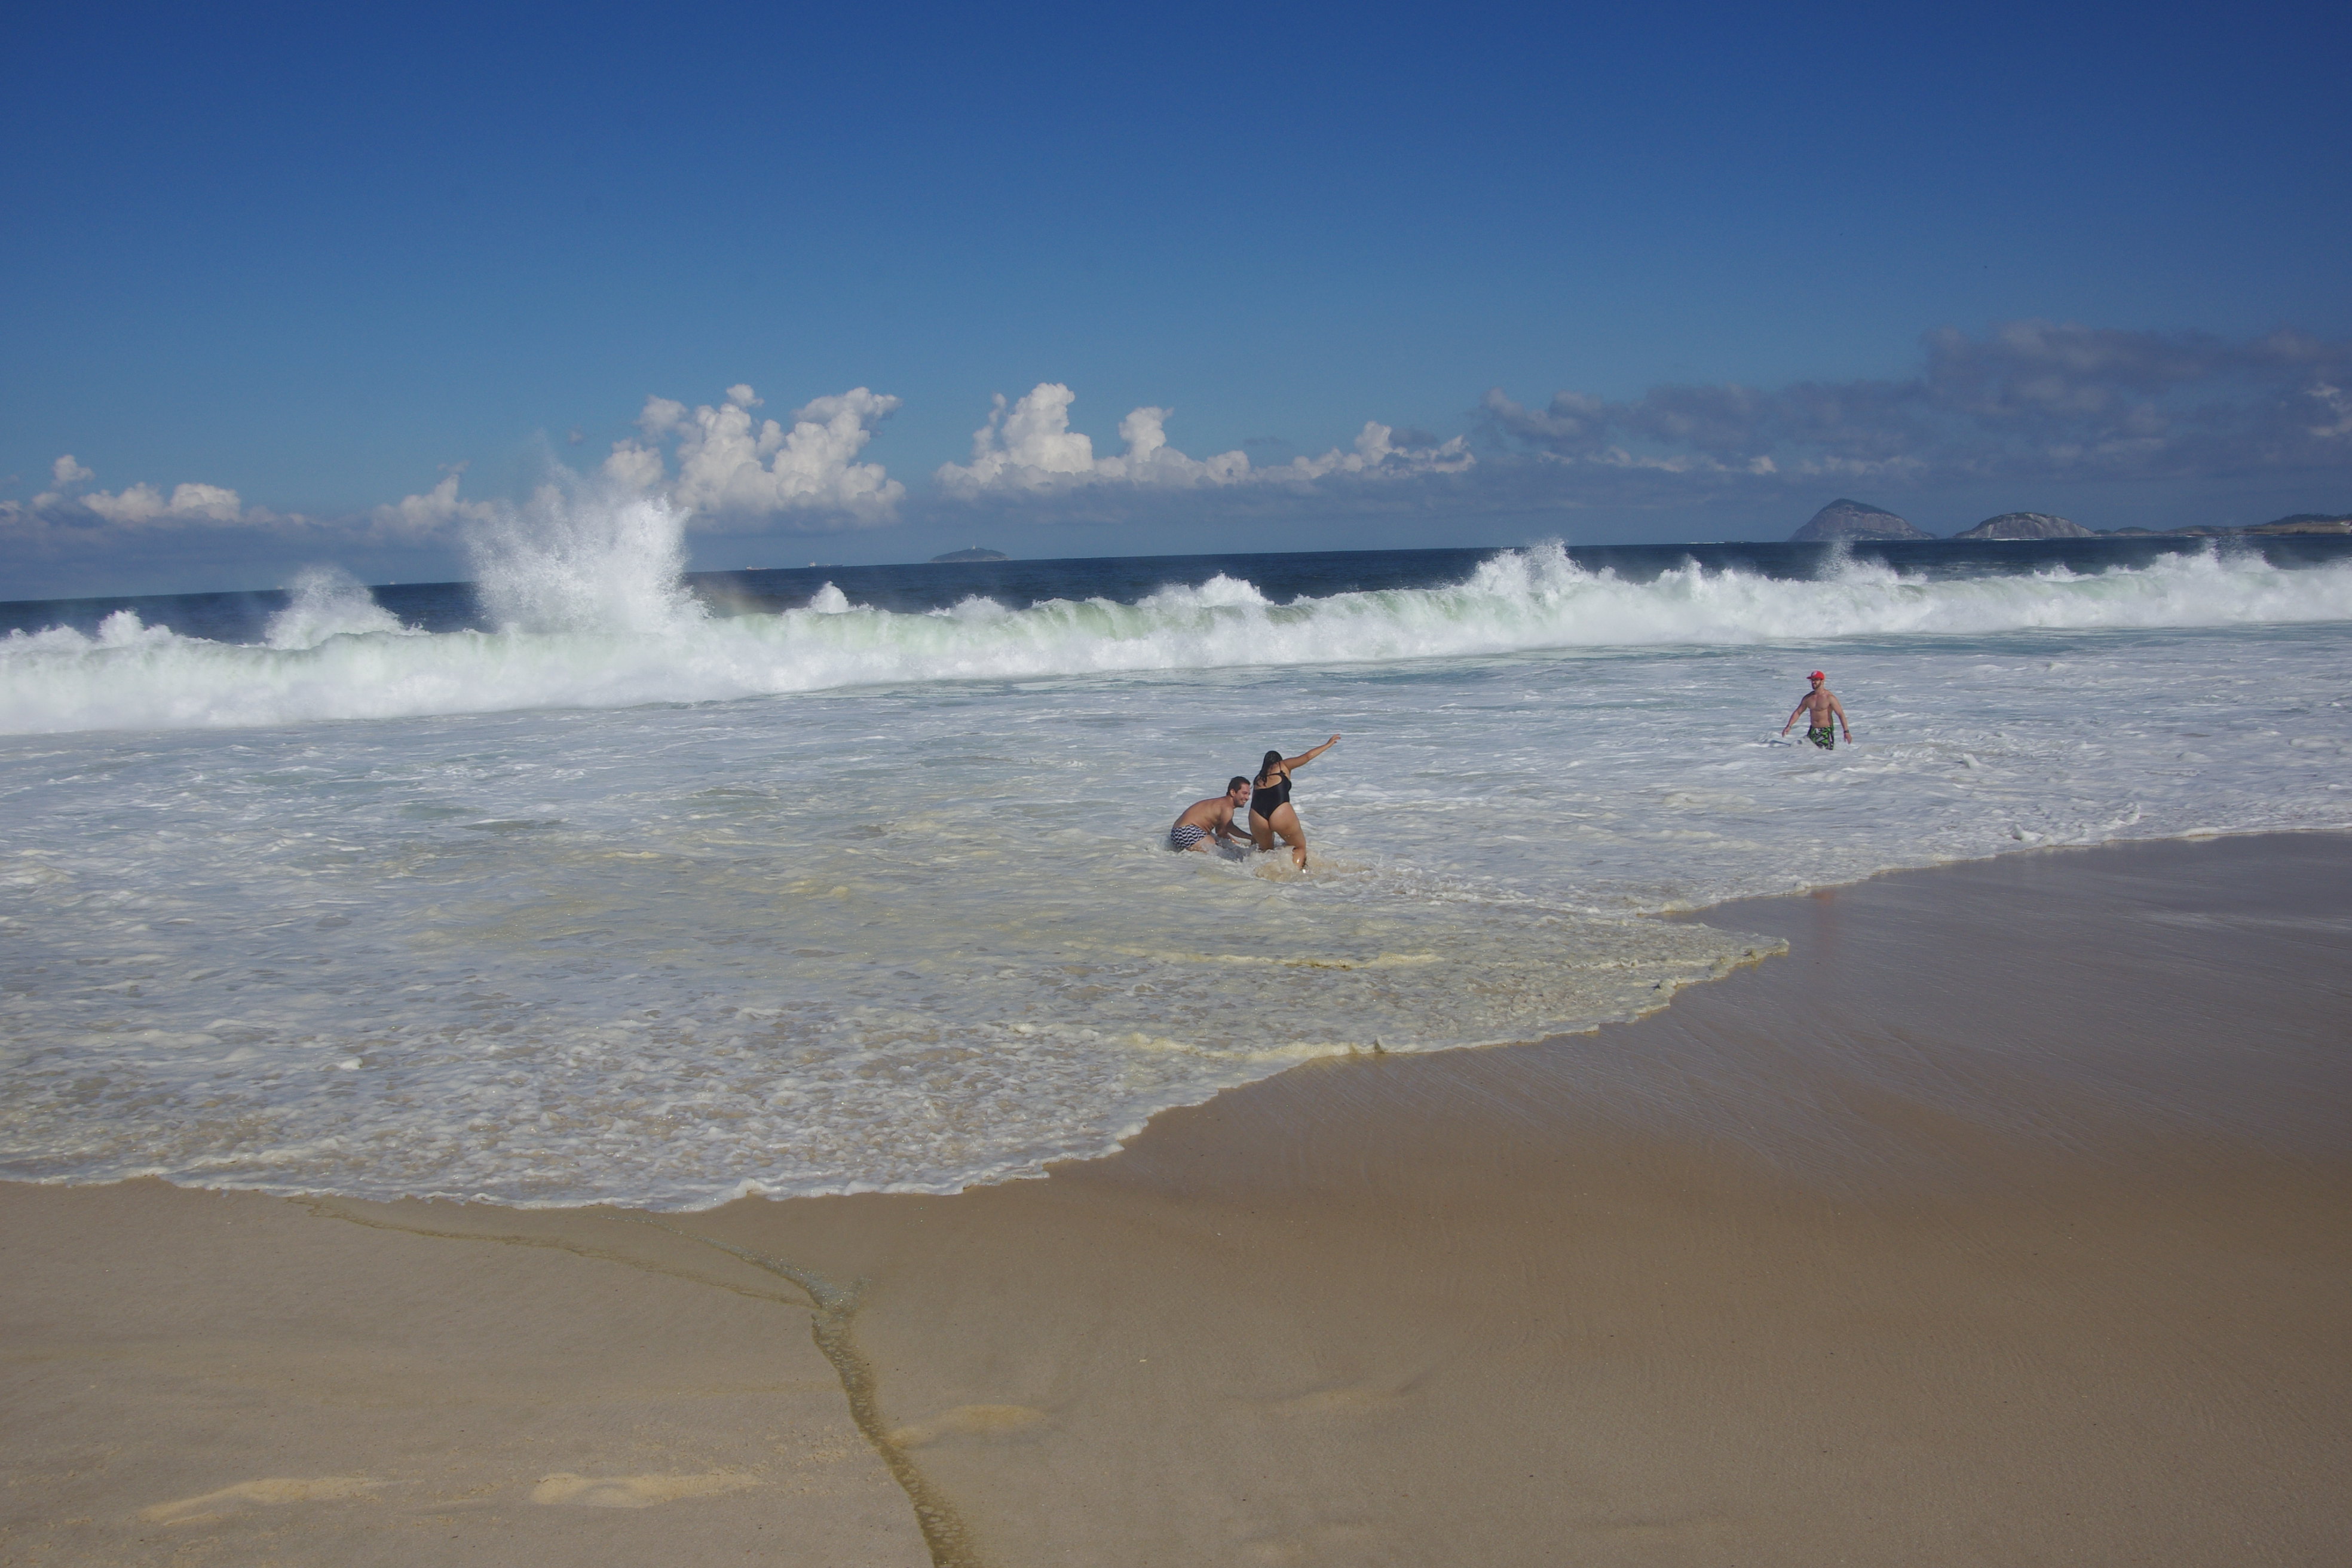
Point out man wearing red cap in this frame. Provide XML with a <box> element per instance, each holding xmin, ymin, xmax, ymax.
<box><xmin>1782</xmin><ymin>670</ymin><xmax>1853</xmax><ymax>749</ymax></box>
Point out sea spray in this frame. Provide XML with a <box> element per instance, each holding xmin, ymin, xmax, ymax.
<box><xmin>4</xmin><ymin>543</ymin><xmax>2351</xmax><ymax>737</ymax></box>
<box><xmin>264</xmin><ymin>566</ymin><xmax>414</xmax><ymax>650</ymax></box>
<box><xmin>466</xmin><ymin>481</ymin><xmax>704</xmax><ymax>635</ymax></box>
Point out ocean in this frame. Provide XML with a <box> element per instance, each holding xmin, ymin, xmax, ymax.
<box><xmin>5</xmin><ymin>501</ymin><xmax>2350</xmax><ymax>1208</ymax></box>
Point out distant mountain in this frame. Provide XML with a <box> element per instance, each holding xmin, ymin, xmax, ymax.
<box><xmin>1789</xmin><ymin>499</ymin><xmax>1932</xmax><ymax>542</ymax></box>
<box><xmin>1950</xmin><ymin>512</ymin><xmax>2093</xmax><ymax>541</ymax></box>
<box><xmin>2241</xmin><ymin>513</ymin><xmax>2351</xmax><ymax>535</ymax></box>
<box><xmin>2098</xmin><ymin>512</ymin><xmax>2349</xmax><ymax>538</ymax></box>
<box><xmin>930</xmin><ymin>547</ymin><xmax>1009</xmax><ymax>562</ymax></box>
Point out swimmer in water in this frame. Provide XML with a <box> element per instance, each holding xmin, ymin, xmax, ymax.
<box><xmin>1250</xmin><ymin>735</ymin><xmax>1340</xmax><ymax>869</ymax></box>
<box><xmin>1781</xmin><ymin>670</ymin><xmax>1853</xmax><ymax>749</ymax></box>
<box><xmin>1167</xmin><ymin>776</ymin><xmax>1253</xmax><ymax>854</ymax></box>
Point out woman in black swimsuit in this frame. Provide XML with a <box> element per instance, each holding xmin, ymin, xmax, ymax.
<box><xmin>1250</xmin><ymin>735</ymin><xmax>1340</xmax><ymax>868</ymax></box>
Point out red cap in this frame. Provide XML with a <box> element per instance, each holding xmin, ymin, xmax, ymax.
<box><xmin>1809</xmin><ymin>670</ymin><xmax>1826</xmax><ymax>680</ymax></box>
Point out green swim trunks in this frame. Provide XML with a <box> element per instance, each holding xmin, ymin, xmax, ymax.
<box><xmin>1806</xmin><ymin>725</ymin><xmax>1836</xmax><ymax>750</ymax></box>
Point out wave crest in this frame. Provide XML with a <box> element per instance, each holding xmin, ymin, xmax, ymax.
<box><xmin>264</xmin><ymin>566</ymin><xmax>414</xmax><ymax>650</ymax></box>
<box><xmin>5</xmin><ymin>531</ymin><xmax>2350</xmax><ymax>735</ymax></box>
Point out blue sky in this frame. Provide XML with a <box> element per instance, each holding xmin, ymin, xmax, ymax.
<box><xmin>5</xmin><ymin>0</ymin><xmax>2349</xmax><ymax>596</ymax></box>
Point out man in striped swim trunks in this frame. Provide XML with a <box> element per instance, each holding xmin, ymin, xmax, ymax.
<box><xmin>1168</xmin><ymin>777</ymin><xmax>1252</xmax><ymax>853</ymax></box>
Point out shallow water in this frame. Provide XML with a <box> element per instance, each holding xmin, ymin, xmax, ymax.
<box><xmin>4</xmin><ymin>515</ymin><xmax>2348</xmax><ymax>1205</ymax></box>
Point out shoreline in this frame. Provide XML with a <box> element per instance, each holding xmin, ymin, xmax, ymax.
<box><xmin>6</xmin><ymin>824</ymin><xmax>2335</xmax><ymax>1215</ymax></box>
<box><xmin>5</xmin><ymin>831</ymin><xmax>2348</xmax><ymax>1565</ymax></box>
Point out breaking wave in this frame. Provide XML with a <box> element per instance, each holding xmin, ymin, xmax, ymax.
<box><xmin>5</xmin><ymin>494</ymin><xmax>2351</xmax><ymax>735</ymax></box>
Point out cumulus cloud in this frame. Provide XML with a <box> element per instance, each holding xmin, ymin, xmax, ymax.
<box><xmin>368</xmin><ymin>467</ymin><xmax>503</xmax><ymax>541</ymax></box>
<box><xmin>0</xmin><ymin>454</ymin><xmax>519</xmax><ymax>554</ymax></box>
<box><xmin>936</xmin><ymin>383</ymin><xmax>1471</xmax><ymax>497</ymax></box>
<box><xmin>1</xmin><ymin>455</ymin><xmax>514</xmax><ymax>558</ymax></box>
<box><xmin>3</xmin><ymin>457</ymin><xmax>278</xmax><ymax>536</ymax></box>
<box><xmin>1283</xmin><ymin>419</ymin><xmax>1476</xmax><ymax>480</ymax></box>
<box><xmin>79</xmin><ymin>480</ymin><xmax>248</xmax><ymax>523</ymax></box>
<box><xmin>602</xmin><ymin>383</ymin><xmax>904</xmax><ymax>525</ymax></box>
<box><xmin>2308</xmin><ymin>383</ymin><xmax>2352</xmax><ymax>441</ymax></box>
<box><xmin>1480</xmin><ymin>321</ymin><xmax>2352</xmax><ymax>492</ymax></box>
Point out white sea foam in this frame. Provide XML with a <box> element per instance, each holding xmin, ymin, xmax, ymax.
<box><xmin>4</xmin><ymin>518</ymin><xmax>2350</xmax><ymax>738</ymax></box>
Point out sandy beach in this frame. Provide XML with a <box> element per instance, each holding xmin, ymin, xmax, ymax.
<box><xmin>5</xmin><ymin>831</ymin><xmax>2348</xmax><ymax>1567</ymax></box>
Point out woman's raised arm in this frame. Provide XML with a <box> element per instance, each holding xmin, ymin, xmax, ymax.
<box><xmin>1284</xmin><ymin>735</ymin><xmax>1342</xmax><ymax>769</ymax></box>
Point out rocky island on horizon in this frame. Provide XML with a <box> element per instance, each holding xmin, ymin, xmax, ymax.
<box><xmin>1787</xmin><ymin>499</ymin><xmax>1935</xmax><ymax>542</ymax></box>
<box><xmin>1786</xmin><ymin>499</ymin><xmax>2349</xmax><ymax>543</ymax></box>
<box><xmin>1949</xmin><ymin>512</ymin><xmax>2095</xmax><ymax>540</ymax></box>
<box><xmin>930</xmin><ymin>546</ymin><xmax>1010</xmax><ymax>562</ymax></box>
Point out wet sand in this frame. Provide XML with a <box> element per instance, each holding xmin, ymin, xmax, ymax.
<box><xmin>4</xmin><ymin>833</ymin><xmax>2348</xmax><ymax>1566</ymax></box>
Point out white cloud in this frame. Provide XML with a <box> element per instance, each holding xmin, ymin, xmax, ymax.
<box><xmin>1279</xmin><ymin>420</ymin><xmax>1474</xmax><ymax>481</ymax></box>
<box><xmin>601</xmin><ymin>439</ymin><xmax>666</xmax><ymax>495</ymax></box>
<box><xmin>2307</xmin><ymin>382</ymin><xmax>2352</xmax><ymax>441</ymax></box>
<box><xmin>935</xmin><ymin>384</ymin><xmax>1470</xmax><ymax>497</ymax></box>
<box><xmin>602</xmin><ymin>384</ymin><xmax>905</xmax><ymax>523</ymax></box>
<box><xmin>369</xmin><ymin>468</ymin><xmax>502</xmax><ymax>540</ymax></box>
<box><xmin>3</xmin><ymin>455</ymin><xmax>498</xmax><ymax>548</ymax></box>
<box><xmin>76</xmin><ymin>480</ymin><xmax>246</xmax><ymax>524</ymax></box>
<box><xmin>10</xmin><ymin>456</ymin><xmax>267</xmax><ymax>531</ymax></box>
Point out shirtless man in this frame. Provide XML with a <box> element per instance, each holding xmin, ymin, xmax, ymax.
<box><xmin>1167</xmin><ymin>776</ymin><xmax>1252</xmax><ymax>853</ymax></box>
<box><xmin>1781</xmin><ymin>670</ymin><xmax>1853</xmax><ymax>749</ymax></box>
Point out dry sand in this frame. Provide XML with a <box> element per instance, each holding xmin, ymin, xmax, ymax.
<box><xmin>4</xmin><ymin>833</ymin><xmax>2348</xmax><ymax>1566</ymax></box>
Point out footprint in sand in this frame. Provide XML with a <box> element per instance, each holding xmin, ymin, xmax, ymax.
<box><xmin>140</xmin><ymin>1477</ymin><xmax>378</xmax><ymax>1525</ymax></box>
<box><xmin>1267</xmin><ymin>1385</ymin><xmax>1411</xmax><ymax>1419</ymax></box>
<box><xmin>529</xmin><ymin>1472</ymin><xmax>761</xmax><ymax>1508</ymax></box>
<box><xmin>884</xmin><ymin>1403</ymin><xmax>1051</xmax><ymax>1449</ymax></box>
<box><xmin>1241</xmin><ymin>1521</ymin><xmax>1384</xmax><ymax>1563</ymax></box>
